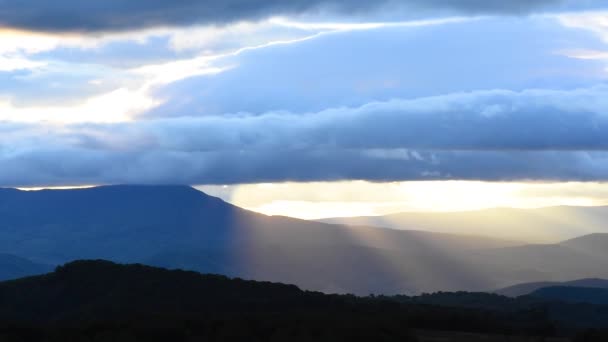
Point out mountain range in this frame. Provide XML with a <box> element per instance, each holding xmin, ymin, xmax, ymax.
<box><xmin>1</xmin><ymin>185</ymin><xmax>607</xmax><ymax>295</ymax></box>
<box><xmin>321</xmin><ymin>206</ymin><xmax>608</xmax><ymax>243</ymax></box>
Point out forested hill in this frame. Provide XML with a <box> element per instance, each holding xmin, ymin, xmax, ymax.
<box><xmin>0</xmin><ymin>259</ymin><xmax>327</xmax><ymax>321</ymax></box>
<box><xmin>1</xmin><ymin>260</ymin><xmax>608</xmax><ymax>341</ymax></box>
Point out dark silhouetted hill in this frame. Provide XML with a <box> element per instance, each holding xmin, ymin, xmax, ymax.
<box><xmin>0</xmin><ymin>260</ymin><xmax>325</xmax><ymax>321</ymax></box>
<box><xmin>1</xmin><ymin>260</ymin><xmax>604</xmax><ymax>341</ymax></box>
<box><xmin>0</xmin><ymin>260</ymin><xmax>419</xmax><ymax>341</ymax></box>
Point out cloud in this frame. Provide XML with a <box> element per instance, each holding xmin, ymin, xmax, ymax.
<box><xmin>0</xmin><ymin>87</ymin><xmax>158</xmax><ymax>123</ymax></box>
<box><xmin>0</xmin><ymin>0</ymin><xmax>604</xmax><ymax>33</ymax></box>
<box><xmin>1</xmin><ymin>145</ymin><xmax>608</xmax><ymax>187</ymax></box>
<box><xmin>68</xmin><ymin>86</ymin><xmax>608</xmax><ymax>152</ymax></box>
<box><xmin>1</xmin><ymin>10</ymin><xmax>608</xmax><ymax>187</ymax></box>
<box><xmin>558</xmin><ymin>11</ymin><xmax>608</xmax><ymax>43</ymax></box>
<box><xmin>1</xmin><ymin>86</ymin><xmax>608</xmax><ymax>186</ymax></box>
<box><xmin>146</xmin><ymin>17</ymin><xmax>608</xmax><ymax>118</ymax></box>
<box><xmin>0</xmin><ymin>16</ymin><xmax>349</xmax><ymax>112</ymax></box>
<box><xmin>2</xmin><ymin>12</ymin><xmax>603</xmax><ymax>120</ymax></box>
<box><xmin>0</xmin><ymin>55</ymin><xmax>46</xmax><ymax>72</ymax></box>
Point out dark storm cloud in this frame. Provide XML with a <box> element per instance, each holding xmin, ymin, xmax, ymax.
<box><xmin>1</xmin><ymin>86</ymin><xmax>608</xmax><ymax>187</ymax></box>
<box><xmin>0</xmin><ymin>0</ymin><xmax>596</xmax><ymax>32</ymax></box>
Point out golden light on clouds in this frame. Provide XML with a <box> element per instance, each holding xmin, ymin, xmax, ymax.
<box><xmin>197</xmin><ymin>181</ymin><xmax>608</xmax><ymax>219</ymax></box>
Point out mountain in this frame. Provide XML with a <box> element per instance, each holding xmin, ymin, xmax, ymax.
<box><xmin>1</xmin><ymin>185</ymin><xmax>607</xmax><ymax>295</ymax></box>
<box><xmin>0</xmin><ymin>185</ymin><xmax>524</xmax><ymax>294</ymax></box>
<box><xmin>529</xmin><ymin>286</ymin><xmax>608</xmax><ymax>305</ymax></box>
<box><xmin>321</xmin><ymin>206</ymin><xmax>608</xmax><ymax>243</ymax></box>
<box><xmin>496</xmin><ymin>278</ymin><xmax>608</xmax><ymax>297</ymax></box>
<box><xmin>0</xmin><ymin>253</ymin><xmax>52</xmax><ymax>281</ymax></box>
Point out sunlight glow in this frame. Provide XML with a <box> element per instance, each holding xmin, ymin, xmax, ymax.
<box><xmin>197</xmin><ymin>181</ymin><xmax>608</xmax><ymax>219</ymax></box>
<box><xmin>0</xmin><ymin>56</ymin><xmax>46</xmax><ymax>72</ymax></box>
<box><xmin>0</xmin><ymin>87</ymin><xmax>158</xmax><ymax>123</ymax></box>
<box><xmin>0</xmin><ymin>15</ymin><xmax>475</xmax><ymax>125</ymax></box>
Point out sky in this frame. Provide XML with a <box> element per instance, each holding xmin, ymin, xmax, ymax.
<box><xmin>3</xmin><ymin>1</ymin><xmax>608</xmax><ymax>218</ymax></box>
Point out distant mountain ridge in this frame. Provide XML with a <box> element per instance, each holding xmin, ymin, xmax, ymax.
<box><xmin>529</xmin><ymin>286</ymin><xmax>608</xmax><ymax>305</ymax></box>
<box><xmin>561</xmin><ymin>233</ymin><xmax>608</xmax><ymax>260</ymax></box>
<box><xmin>320</xmin><ymin>206</ymin><xmax>608</xmax><ymax>243</ymax></box>
<box><xmin>0</xmin><ymin>185</ymin><xmax>607</xmax><ymax>295</ymax></box>
<box><xmin>0</xmin><ymin>253</ymin><xmax>52</xmax><ymax>281</ymax></box>
<box><xmin>496</xmin><ymin>278</ymin><xmax>608</xmax><ymax>297</ymax></box>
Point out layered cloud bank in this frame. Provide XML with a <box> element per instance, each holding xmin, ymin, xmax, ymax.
<box><xmin>0</xmin><ymin>2</ymin><xmax>608</xmax><ymax>187</ymax></box>
<box><xmin>0</xmin><ymin>0</ymin><xmax>604</xmax><ymax>32</ymax></box>
<box><xmin>3</xmin><ymin>86</ymin><xmax>608</xmax><ymax>186</ymax></box>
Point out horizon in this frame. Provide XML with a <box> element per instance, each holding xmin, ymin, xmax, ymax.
<box><xmin>9</xmin><ymin>182</ymin><xmax>608</xmax><ymax>220</ymax></box>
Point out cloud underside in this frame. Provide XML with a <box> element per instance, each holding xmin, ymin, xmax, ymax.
<box><xmin>2</xmin><ymin>86</ymin><xmax>608</xmax><ymax>186</ymax></box>
<box><xmin>4</xmin><ymin>149</ymin><xmax>607</xmax><ymax>187</ymax></box>
<box><xmin>0</xmin><ymin>0</ymin><xmax>598</xmax><ymax>32</ymax></box>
